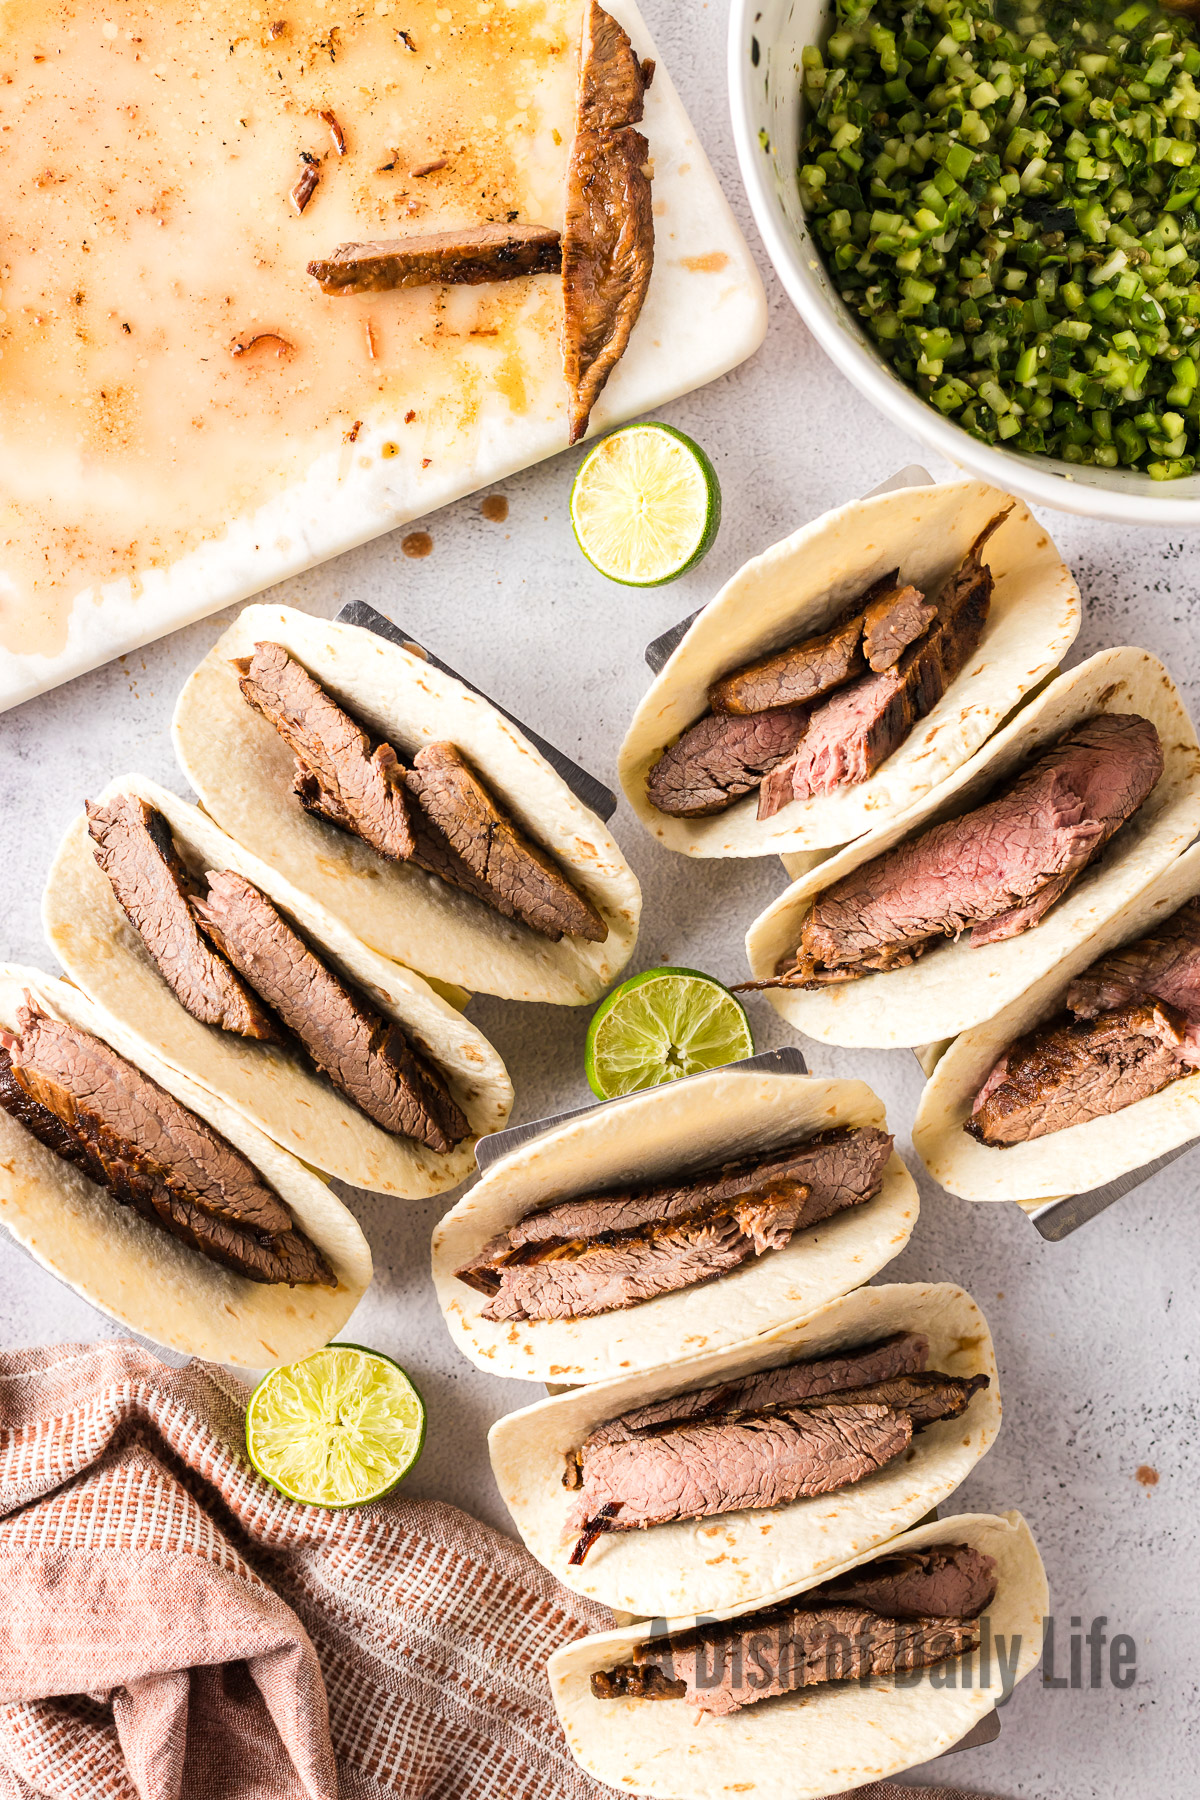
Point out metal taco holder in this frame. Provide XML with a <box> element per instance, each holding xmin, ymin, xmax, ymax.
<box><xmin>334</xmin><ymin>600</ymin><xmax>616</xmax><ymax>821</ymax></box>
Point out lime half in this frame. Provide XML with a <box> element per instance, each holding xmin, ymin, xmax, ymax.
<box><xmin>246</xmin><ymin>1344</ymin><xmax>425</xmax><ymax>1508</ymax></box>
<box><xmin>570</xmin><ymin>423</ymin><xmax>721</xmax><ymax>585</ymax></box>
<box><xmin>585</xmin><ymin>966</ymin><xmax>754</xmax><ymax>1099</ymax></box>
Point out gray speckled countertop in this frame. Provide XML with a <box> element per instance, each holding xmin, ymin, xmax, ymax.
<box><xmin>0</xmin><ymin>3</ymin><xmax>1195</xmax><ymax>1794</ymax></box>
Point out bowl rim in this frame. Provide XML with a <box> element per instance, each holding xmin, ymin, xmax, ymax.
<box><xmin>726</xmin><ymin>0</ymin><xmax>1200</xmax><ymax>525</ymax></box>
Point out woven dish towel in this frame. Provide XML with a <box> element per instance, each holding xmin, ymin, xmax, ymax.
<box><xmin>0</xmin><ymin>1340</ymin><xmax>1003</xmax><ymax>1800</ymax></box>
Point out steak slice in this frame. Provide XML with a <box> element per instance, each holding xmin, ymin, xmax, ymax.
<box><xmin>236</xmin><ymin>643</ymin><xmax>417</xmax><ymax>862</ymax></box>
<box><xmin>568</xmin><ymin>1372</ymin><xmax>985</xmax><ymax>1520</ymax></box>
<box><xmin>645</xmin><ymin>707</ymin><xmax>810</xmax><ymax>818</ymax></box>
<box><xmin>0</xmin><ymin>1003</ymin><xmax>333</xmax><ymax>1286</ymax></box>
<box><xmin>1067</xmin><ymin>894</ymin><xmax>1200</xmax><ymax>1055</ymax></box>
<box><xmin>753</xmin><ymin>712</ymin><xmax>1164</xmax><ymax>989</ymax></box>
<box><xmin>307</xmin><ymin>224</ymin><xmax>562</xmax><ymax>294</ymax></box>
<box><xmin>565</xmin><ymin>1331</ymin><xmax>930</xmax><ymax>1481</ymax></box>
<box><xmin>86</xmin><ymin>795</ymin><xmax>280</xmax><ymax>1043</ymax></box>
<box><xmin>593</xmin><ymin>1567</ymin><xmax>984</xmax><ymax>1714</ymax></box>
<box><xmin>562</xmin><ymin>3</ymin><xmax>655</xmax><ymax>443</ymax></box>
<box><xmin>192</xmin><ymin>872</ymin><xmax>468</xmax><ymax>1153</ymax></box>
<box><xmin>567</xmin><ymin>1401</ymin><xmax>912</xmax><ymax>1550</ymax></box>
<box><xmin>480</xmin><ymin>1190</ymin><xmax>806</xmax><ymax>1323</ymax></box>
<box><xmin>758</xmin><ymin>512</ymin><xmax>1001</xmax><ymax>817</ymax></box>
<box><xmin>807</xmin><ymin>1542</ymin><xmax>998</xmax><ymax>1620</ymax></box>
<box><xmin>405</xmin><ymin>743</ymin><xmax>608</xmax><ymax>943</ymax></box>
<box><xmin>862</xmin><ymin>582</ymin><xmax>938</xmax><ymax>672</ymax></box>
<box><xmin>708</xmin><ymin>606</ymin><xmax>867</xmax><ymax>718</ymax></box>
<box><xmin>966</xmin><ymin>997</ymin><xmax>1187</xmax><ymax>1147</ymax></box>
<box><xmin>457</xmin><ymin>1126</ymin><xmax>892</xmax><ymax>1299</ymax></box>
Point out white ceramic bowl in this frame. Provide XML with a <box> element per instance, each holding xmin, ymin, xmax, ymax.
<box><xmin>729</xmin><ymin>0</ymin><xmax>1200</xmax><ymax>524</ymax></box>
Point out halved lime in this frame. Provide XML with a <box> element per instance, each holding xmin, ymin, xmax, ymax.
<box><xmin>585</xmin><ymin>966</ymin><xmax>754</xmax><ymax>1099</ymax></box>
<box><xmin>570</xmin><ymin>423</ymin><xmax>721</xmax><ymax>585</ymax></box>
<box><xmin>245</xmin><ymin>1344</ymin><xmax>425</xmax><ymax>1508</ymax></box>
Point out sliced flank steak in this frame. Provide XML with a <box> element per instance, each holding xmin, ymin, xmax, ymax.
<box><xmin>307</xmin><ymin>223</ymin><xmax>562</xmax><ymax>294</ymax></box>
<box><xmin>564</xmin><ymin>1330</ymin><xmax>930</xmax><ymax>1482</ymax></box>
<box><xmin>566</xmin><ymin>1371</ymin><xmax>987</xmax><ymax>1557</ymax></box>
<box><xmin>1067</xmin><ymin>893</ymin><xmax>1200</xmax><ymax>1034</ymax></box>
<box><xmin>757</xmin><ymin>511</ymin><xmax>1002</xmax><ymax>817</ymax></box>
<box><xmin>0</xmin><ymin>1003</ymin><xmax>334</xmax><ymax>1286</ymax></box>
<box><xmin>562</xmin><ymin>1</ymin><xmax>655</xmax><ymax>443</ymax></box>
<box><xmin>406</xmin><ymin>743</ymin><xmax>608</xmax><ymax>942</ymax></box>
<box><xmin>191</xmin><ymin>872</ymin><xmax>468</xmax><ymax>1153</ymax></box>
<box><xmin>592</xmin><ymin>1538</ymin><xmax>993</xmax><ymax>1714</ymax></box>
<box><xmin>236</xmin><ymin>642</ymin><xmax>418</xmax><ymax>862</ymax></box>
<box><xmin>86</xmin><ymin>795</ymin><xmax>281</xmax><ymax>1042</ymax></box>
<box><xmin>456</xmin><ymin>1126</ymin><xmax>893</xmax><ymax>1315</ymax></box>
<box><xmin>753</xmin><ymin>712</ymin><xmax>1164</xmax><ymax>989</ymax></box>
<box><xmin>644</xmin><ymin>707</ymin><xmax>810</xmax><ymax>818</ymax></box>
<box><xmin>236</xmin><ymin>643</ymin><xmax>606</xmax><ymax>939</ymax></box>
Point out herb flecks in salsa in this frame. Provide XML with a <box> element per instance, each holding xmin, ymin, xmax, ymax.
<box><xmin>800</xmin><ymin>0</ymin><xmax>1200</xmax><ymax>478</ymax></box>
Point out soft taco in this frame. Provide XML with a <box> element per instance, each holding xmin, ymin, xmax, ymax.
<box><xmin>618</xmin><ymin>478</ymin><xmax>1079</xmax><ymax>858</ymax></box>
<box><xmin>489</xmin><ymin>1279</ymin><xmax>999</xmax><ymax>1618</ymax></box>
<box><xmin>431</xmin><ymin>1067</ymin><xmax>918</xmax><ymax>1385</ymax></box>
<box><xmin>172</xmin><ymin>604</ymin><xmax>640</xmax><ymax>1004</ymax></box>
<box><xmin>914</xmin><ymin>838</ymin><xmax>1200</xmax><ymax>1202</ymax></box>
<box><xmin>43</xmin><ymin>774</ymin><xmax>513</xmax><ymax>1198</ymax></box>
<box><xmin>548</xmin><ymin>1510</ymin><xmax>1046</xmax><ymax>1800</ymax></box>
<box><xmin>743</xmin><ymin>647</ymin><xmax>1200</xmax><ymax>1049</ymax></box>
<box><xmin>0</xmin><ymin>965</ymin><xmax>371</xmax><ymax>1366</ymax></box>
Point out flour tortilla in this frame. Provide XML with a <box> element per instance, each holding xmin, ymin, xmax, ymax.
<box><xmin>914</xmin><ymin>838</ymin><xmax>1200</xmax><ymax>1202</ymax></box>
<box><xmin>745</xmin><ymin>646</ymin><xmax>1200</xmax><ymax>1048</ymax></box>
<box><xmin>431</xmin><ymin>1068</ymin><xmax>919</xmax><ymax>1385</ymax></box>
<box><xmin>0</xmin><ymin>966</ymin><xmax>371</xmax><ymax>1367</ymax></box>
<box><xmin>548</xmin><ymin>1510</ymin><xmax>1047</xmax><ymax>1800</ymax></box>
<box><xmin>172</xmin><ymin>604</ymin><xmax>641</xmax><ymax>1004</ymax></box>
<box><xmin>43</xmin><ymin>773</ymin><xmax>513</xmax><ymax>1198</ymax></box>
<box><xmin>489</xmin><ymin>1280</ymin><xmax>999</xmax><ymax>1618</ymax></box>
<box><xmin>619</xmin><ymin>478</ymin><xmax>1079</xmax><ymax>858</ymax></box>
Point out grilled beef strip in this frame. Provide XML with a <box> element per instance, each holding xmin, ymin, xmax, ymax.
<box><xmin>563</xmin><ymin>1</ymin><xmax>655</xmax><ymax>443</ymax></box>
<box><xmin>1067</xmin><ymin>894</ymin><xmax>1200</xmax><ymax>1040</ymax></box>
<box><xmin>564</xmin><ymin>1330</ymin><xmax>929</xmax><ymax>1485</ymax></box>
<box><xmin>86</xmin><ymin>795</ymin><xmax>281</xmax><ymax>1042</ymax></box>
<box><xmin>644</xmin><ymin>707</ymin><xmax>810</xmax><ymax>819</ymax></box>
<box><xmin>307</xmin><ymin>223</ymin><xmax>562</xmax><ymax>294</ymax></box>
<box><xmin>456</xmin><ymin>1126</ymin><xmax>893</xmax><ymax>1311</ymax></box>
<box><xmin>237</xmin><ymin>644</ymin><xmax>605</xmax><ymax>938</ymax></box>
<box><xmin>757</xmin><ymin>511</ymin><xmax>1003</xmax><ymax>818</ymax></box>
<box><xmin>406</xmin><ymin>743</ymin><xmax>608</xmax><ymax>943</ymax></box>
<box><xmin>708</xmin><ymin>571</ymin><xmax>934</xmax><ymax>721</ymax></box>
<box><xmin>0</xmin><ymin>1003</ymin><xmax>334</xmax><ymax>1286</ymax></box>
<box><xmin>592</xmin><ymin>1540</ymin><xmax>994</xmax><ymax>1713</ymax></box>
<box><xmin>236</xmin><ymin>642</ymin><xmax>418</xmax><ymax>861</ymax></box>
<box><xmin>749</xmin><ymin>712</ymin><xmax>1164</xmax><ymax>990</ymax></box>
<box><xmin>966</xmin><ymin>997</ymin><xmax>1188</xmax><ymax>1147</ymax></box>
<box><xmin>191</xmin><ymin>872</ymin><xmax>467</xmax><ymax>1153</ymax></box>
<box><xmin>566</xmin><ymin>1372</ymin><xmax>987</xmax><ymax>1555</ymax></box>
<box><xmin>478</xmin><ymin>1189</ymin><xmax>807</xmax><ymax>1324</ymax></box>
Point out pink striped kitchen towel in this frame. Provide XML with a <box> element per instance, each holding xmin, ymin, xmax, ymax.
<box><xmin>0</xmin><ymin>1339</ymin><xmax>1003</xmax><ymax>1800</ymax></box>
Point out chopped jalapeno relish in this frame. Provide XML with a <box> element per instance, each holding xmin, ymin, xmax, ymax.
<box><xmin>800</xmin><ymin>0</ymin><xmax>1200</xmax><ymax>478</ymax></box>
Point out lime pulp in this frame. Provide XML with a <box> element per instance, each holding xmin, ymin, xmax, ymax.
<box><xmin>569</xmin><ymin>423</ymin><xmax>721</xmax><ymax>586</ymax></box>
<box><xmin>585</xmin><ymin>965</ymin><xmax>754</xmax><ymax>1100</ymax></box>
<box><xmin>245</xmin><ymin>1344</ymin><xmax>425</xmax><ymax>1508</ymax></box>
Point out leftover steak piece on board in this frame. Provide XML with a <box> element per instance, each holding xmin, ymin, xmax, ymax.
<box><xmin>562</xmin><ymin>1</ymin><xmax>655</xmax><ymax>442</ymax></box>
<box><xmin>753</xmin><ymin>712</ymin><xmax>1164</xmax><ymax>989</ymax></box>
<box><xmin>86</xmin><ymin>794</ymin><xmax>280</xmax><ymax>1042</ymax></box>
<box><xmin>0</xmin><ymin>1003</ymin><xmax>333</xmax><ymax>1286</ymax></box>
<box><xmin>307</xmin><ymin>223</ymin><xmax>562</xmax><ymax>294</ymax></box>
<box><xmin>192</xmin><ymin>872</ymin><xmax>468</xmax><ymax>1153</ymax></box>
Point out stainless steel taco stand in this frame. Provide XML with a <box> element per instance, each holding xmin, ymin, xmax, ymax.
<box><xmin>334</xmin><ymin>601</ymin><xmax>617</xmax><ymax>821</ymax></box>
